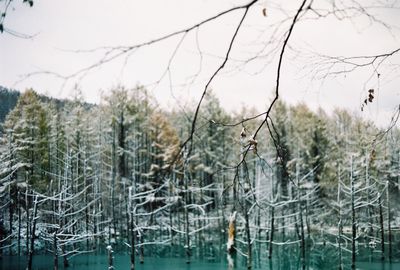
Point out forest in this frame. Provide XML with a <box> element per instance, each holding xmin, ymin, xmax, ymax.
<box><xmin>1</xmin><ymin>0</ymin><xmax>400</xmax><ymax>269</ymax></box>
<box><xmin>0</xmin><ymin>86</ymin><xmax>399</xmax><ymax>270</ymax></box>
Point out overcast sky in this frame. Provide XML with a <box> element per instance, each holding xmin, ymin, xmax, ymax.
<box><xmin>1</xmin><ymin>0</ymin><xmax>399</xmax><ymax>127</ymax></box>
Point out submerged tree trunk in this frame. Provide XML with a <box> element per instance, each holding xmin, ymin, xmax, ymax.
<box><xmin>268</xmin><ymin>205</ymin><xmax>275</xmax><ymax>259</ymax></box>
<box><xmin>128</xmin><ymin>187</ymin><xmax>135</xmax><ymax>270</ymax></box>
<box><xmin>386</xmin><ymin>181</ymin><xmax>392</xmax><ymax>263</ymax></box>
<box><xmin>227</xmin><ymin>211</ymin><xmax>236</xmax><ymax>254</ymax></box>
<box><xmin>130</xmin><ymin>215</ymin><xmax>135</xmax><ymax>270</ymax></box>
<box><xmin>27</xmin><ymin>195</ymin><xmax>38</xmax><ymax>270</ymax></box>
<box><xmin>84</xmin><ymin>157</ymin><xmax>89</xmax><ymax>251</ymax></box>
<box><xmin>365</xmin><ymin>160</ymin><xmax>373</xmax><ymax>238</ymax></box>
<box><xmin>244</xmin><ymin>208</ymin><xmax>252</xmax><ymax>270</ymax></box>
<box><xmin>350</xmin><ymin>158</ymin><xmax>356</xmax><ymax>269</ymax></box>
<box><xmin>107</xmin><ymin>245</ymin><xmax>114</xmax><ymax>270</ymax></box>
<box><xmin>227</xmin><ymin>211</ymin><xmax>236</xmax><ymax>270</ymax></box>
<box><xmin>337</xmin><ymin>171</ymin><xmax>343</xmax><ymax>270</ymax></box>
<box><xmin>184</xmin><ymin>188</ymin><xmax>190</xmax><ymax>264</ymax></box>
<box><xmin>111</xmin><ymin>121</ymin><xmax>117</xmax><ymax>244</ymax></box>
<box><xmin>53</xmin><ymin>233</ymin><xmax>58</xmax><ymax>270</ymax></box>
<box><xmin>62</xmin><ymin>246</ymin><xmax>69</xmax><ymax>268</ymax></box>
<box><xmin>183</xmin><ymin>156</ymin><xmax>190</xmax><ymax>264</ymax></box>
<box><xmin>299</xmin><ymin>199</ymin><xmax>305</xmax><ymax>270</ymax></box>
<box><xmin>379</xmin><ymin>195</ymin><xmax>385</xmax><ymax>261</ymax></box>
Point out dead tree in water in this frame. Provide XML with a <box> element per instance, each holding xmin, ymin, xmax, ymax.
<box><xmin>378</xmin><ymin>193</ymin><xmax>385</xmax><ymax>261</ymax></box>
<box><xmin>128</xmin><ymin>186</ymin><xmax>135</xmax><ymax>270</ymax></box>
<box><xmin>26</xmin><ymin>195</ymin><xmax>38</xmax><ymax>270</ymax></box>
<box><xmin>244</xmin><ymin>207</ymin><xmax>252</xmax><ymax>270</ymax></box>
<box><xmin>298</xmin><ymin>199</ymin><xmax>305</xmax><ymax>270</ymax></box>
<box><xmin>386</xmin><ymin>180</ymin><xmax>392</xmax><ymax>263</ymax></box>
<box><xmin>227</xmin><ymin>211</ymin><xmax>236</xmax><ymax>254</ymax></box>
<box><xmin>107</xmin><ymin>245</ymin><xmax>114</xmax><ymax>270</ymax></box>
<box><xmin>268</xmin><ymin>204</ymin><xmax>275</xmax><ymax>259</ymax></box>
<box><xmin>350</xmin><ymin>157</ymin><xmax>356</xmax><ymax>269</ymax></box>
<box><xmin>337</xmin><ymin>167</ymin><xmax>343</xmax><ymax>270</ymax></box>
<box><xmin>183</xmin><ymin>154</ymin><xmax>191</xmax><ymax>264</ymax></box>
<box><xmin>53</xmin><ymin>232</ymin><xmax>58</xmax><ymax>270</ymax></box>
<box><xmin>226</xmin><ymin>210</ymin><xmax>237</xmax><ymax>269</ymax></box>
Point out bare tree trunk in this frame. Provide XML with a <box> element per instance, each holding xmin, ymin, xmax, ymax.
<box><xmin>84</xmin><ymin>157</ymin><xmax>89</xmax><ymax>251</ymax></box>
<box><xmin>184</xmin><ymin>177</ymin><xmax>190</xmax><ymax>264</ymax></box>
<box><xmin>8</xmin><ymin>184</ymin><xmax>13</xmax><ymax>255</ymax></box>
<box><xmin>295</xmin><ymin>159</ymin><xmax>305</xmax><ymax>269</ymax></box>
<box><xmin>62</xmin><ymin>246</ymin><xmax>69</xmax><ymax>268</ymax></box>
<box><xmin>268</xmin><ymin>205</ymin><xmax>274</xmax><ymax>259</ymax></box>
<box><xmin>128</xmin><ymin>187</ymin><xmax>135</xmax><ymax>270</ymax></box>
<box><xmin>244</xmin><ymin>208</ymin><xmax>252</xmax><ymax>270</ymax></box>
<box><xmin>130</xmin><ymin>214</ymin><xmax>135</xmax><ymax>270</ymax></box>
<box><xmin>379</xmin><ymin>195</ymin><xmax>385</xmax><ymax>261</ymax></box>
<box><xmin>305</xmin><ymin>194</ymin><xmax>311</xmax><ymax>244</ymax></box>
<box><xmin>386</xmin><ymin>181</ymin><xmax>392</xmax><ymax>263</ymax></box>
<box><xmin>337</xmin><ymin>170</ymin><xmax>343</xmax><ymax>270</ymax></box>
<box><xmin>299</xmin><ymin>199</ymin><xmax>305</xmax><ymax>269</ymax></box>
<box><xmin>107</xmin><ymin>245</ymin><xmax>114</xmax><ymax>270</ymax></box>
<box><xmin>7</xmin><ymin>132</ymin><xmax>14</xmax><ymax>256</ymax></box>
<box><xmin>256</xmin><ymin>206</ymin><xmax>261</xmax><ymax>263</ymax></box>
<box><xmin>17</xmin><ymin>191</ymin><xmax>21</xmax><ymax>256</ymax></box>
<box><xmin>25</xmin><ymin>189</ymin><xmax>30</xmax><ymax>256</ymax></box>
<box><xmin>227</xmin><ymin>211</ymin><xmax>236</xmax><ymax>250</ymax></box>
<box><xmin>138</xmin><ymin>223</ymin><xmax>143</xmax><ymax>263</ymax></box>
<box><xmin>169</xmin><ymin>173</ymin><xmax>174</xmax><ymax>246</ymax></box>
<box><xmin>26</xmin><ymin>195</ymin><xmax>38</xmax><ymax>270</ymax></box>
<box><xmin>53</xmin><ymin>233</ymin><xmax>58</xmax><ymax>270</ymax></box>
<box><xmin>227</xmin><ymin>211</ymin><xmax>236</xmax><ymax>270</ymax></box>
<box><xmin>281</xmin><ymin>206</ymin><xmax>285</xmax><ymax>242</ymax></box>
<box><xmin>350</xmin><ymin>158</ymin><xmax>356</xmax><ymax>269</ymax></box>
<box><xmin>291</xmin><ymin>182</ymin><xmax>300</xmax><ymax>239</ymax></box>
<box><xmin>111</xmin><ymin>122</ymin><xmax>117</xmax><ymax>244</ymax></box>
<box><xmin>198</xmin><ymin>174</ymin><xmax>204</xmax><ymax>259</ymax></box>
<box><xmin>365</xmin><ymin>159</ymin><xmax>375</xmax><ymax>259</ymax></box>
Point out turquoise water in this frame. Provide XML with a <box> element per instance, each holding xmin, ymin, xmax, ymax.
<box><xmin>0</xmin><ymin>255</ymin><xmax>228</xmax><ymax>270</ymax></box>
<box><xmin>1</xmin><ymin>253</ymin><xmax>399</xmax><ymax>270</ymax></box>
<box><xmin>1</xmin><ymin>239</ymin><xmax>399</xmax><ymax>270</ymax></box>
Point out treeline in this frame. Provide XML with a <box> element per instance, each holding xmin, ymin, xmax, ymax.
<box><xmin>0</xmin><ymin>86</ymin><xmax>92</xmax><ymax>132</ymax></box>
<box><xmin>0</xmin><ymin>86</ymin><xmax>20</xmax><ymax>124</ymax></box>
<box><xmin>0</xmin><ymin>86</ymin><xmax>399</xmax><ymax>269</ymax></box>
